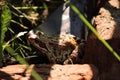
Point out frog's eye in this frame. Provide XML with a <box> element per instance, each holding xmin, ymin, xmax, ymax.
<box><xmin>36</xmin><ymin>31</ymin><xmax>44</xmax><ymax>37</ymax></box>
<box><xmin>28</xmin><ymin>30</ymin><xmax>37</xmax><ymax>39</ymax></box>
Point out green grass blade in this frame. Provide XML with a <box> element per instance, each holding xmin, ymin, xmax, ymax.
<box><xmin>70</xmin><ymin>4</ymin><xmax>120</xmax><ymax>61</ymax></box>
<box><xmin>3</xmin><ymin>31</ymin><xmax>27</xmax><ymax>50</ymax></box>
<box><xmin>1</xmin><ymin>5</ymin><xmax>11</xmax><ymax>45</ymax></box>
<box><xmin>0</xmin><ymin>5</ymin><xmax>11</xmax><ymax>66</ymax></box>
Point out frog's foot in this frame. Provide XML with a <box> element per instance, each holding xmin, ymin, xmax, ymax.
<box><xmin>63</xmin><ymin>40</ymin><xmax>86</xmax><ymax>64</ymax></box>
<box><xmin>63</xmin><ymin>46</ymin><xmax>80</xmax><ymax>64</ymax></box>
<box><xmin>63</xmin><ymin>58</ymin><xmax>73</xmax><ymax>64</ymax></box>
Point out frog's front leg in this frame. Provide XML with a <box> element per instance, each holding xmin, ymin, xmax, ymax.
<box><xmin>63</xmin><ymin>46</ymin><xmax>79</xmax><ymax>64</ymax></box>
<box><xmin>63</xmin><ymin>40</ymin><xmax>86</xmax><ymax>64</ymax></box>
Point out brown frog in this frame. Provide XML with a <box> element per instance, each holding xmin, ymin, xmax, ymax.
<box><xmin>28</xmin><ymin>30</ymin><xmax>85</xmax><ymax>64</ymax></box>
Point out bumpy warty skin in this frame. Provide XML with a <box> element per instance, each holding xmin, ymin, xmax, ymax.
<box><xmin>28</xmin><ymin>30</ymin><xmax>81</xmax><ymax>64</ymax></box>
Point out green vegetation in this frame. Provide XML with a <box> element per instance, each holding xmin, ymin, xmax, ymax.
<box><xmin>0</xmin><ymin>1</ymin><xmax>43</xmax><ymax>79</ymax></box>
<box><xmin>0</xmin><ymin>0</ymin><xmax>46</xmax><ymax>66</ymax></box>
<box><xmin>0</xmin><ymin>5</ymin><xmax>12</xmax><ymax>66</ymax></box>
